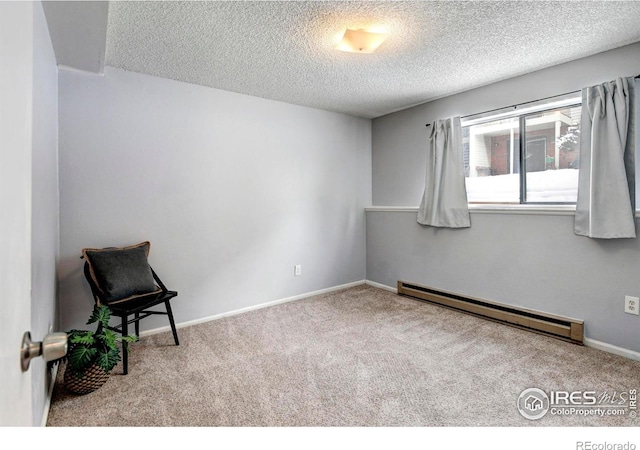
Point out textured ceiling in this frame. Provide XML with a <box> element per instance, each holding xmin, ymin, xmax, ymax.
<box><xmin>105</xmin><ymin>1</ymin><xmax>640</xmax><ymax>119</ymax></box>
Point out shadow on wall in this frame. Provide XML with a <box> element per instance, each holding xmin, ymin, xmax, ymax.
<box><xmin>57</xmin><ymin>256</ymin><xmax>94</xmax><ymax>331</ymax></box>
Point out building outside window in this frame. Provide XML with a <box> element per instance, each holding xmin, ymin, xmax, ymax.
<box><xmin>463</xmin><ymin>101</ymin><xmax>581</xmax><ymax>204</ymax></box>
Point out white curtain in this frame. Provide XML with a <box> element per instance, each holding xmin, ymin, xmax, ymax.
<box><xmin>417</xmin><ymin>116</ymin><xmax>471</xmax><ymax>228</ymax></box>
<box><xmin>575</xmin><ymin>77</ymin><xmax>636</xmax><ymax>239</ymax></box>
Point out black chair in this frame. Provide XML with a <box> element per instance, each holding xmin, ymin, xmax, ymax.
<box><xmin>81</xmin><ymin>241</ymin><xmax>179</xmax><ymax>375</ymax></box>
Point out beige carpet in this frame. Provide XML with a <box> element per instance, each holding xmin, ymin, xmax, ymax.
<box><xmin>46</xmin><ymin>285</ymin><xmax>640</xmax><ymax>427</ymax></box>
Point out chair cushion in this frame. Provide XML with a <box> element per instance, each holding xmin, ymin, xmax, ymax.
<box><xmin>82</xmin><ymin>241</ymin><xmax>160</xmax><ymax>304</ymax></box>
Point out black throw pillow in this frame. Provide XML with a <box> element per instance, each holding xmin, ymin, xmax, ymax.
<box><xmin>83</xmin><ymin>241</ymin><xmax>159</xmax><ymax>304</ymax></box>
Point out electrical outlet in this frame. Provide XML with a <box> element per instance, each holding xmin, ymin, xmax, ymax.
<box><xmin>294</xmin><ymin>264</ymin><xmax>302</xmax><ymax>277</ymax></box>
<box><xmin>624</xmin><ymin>296</ymin><xmax>639</xmax><ymax>315</ymax></box>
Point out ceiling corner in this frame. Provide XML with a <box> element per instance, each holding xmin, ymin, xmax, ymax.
<box><xmin>42</xmin><ymin>0</ymin><xmax>109</xmax><ymax>74</ymax></box>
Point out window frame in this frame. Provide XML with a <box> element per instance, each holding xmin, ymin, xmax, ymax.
<box><xmin>461</xmin><ymin>95</ymin><xmax>582</xmax><ymax>206</ymax></box>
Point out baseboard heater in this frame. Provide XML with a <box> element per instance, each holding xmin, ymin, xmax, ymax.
<box><xmin>397</xmin><ymin>280</ymin><xmax>584</xmax><ymax>344</ymax></box>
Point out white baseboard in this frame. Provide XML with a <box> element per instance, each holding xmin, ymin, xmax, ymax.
<box><xmin>139</xmin><ymin>280</ymin><xmax>366</xmax><ymax>338</ymax></box>
<box><xmin>365</xmin><ymin>279</ymin><xmax>397</xmax><ymax>293</ymax></box>
<box><xmin>584</xmin><ymin>337</ymin><xmax>640</xmax><ymax>362</ymax></box>
<box><xmin>140</xmin><ymin>279</ymin><xmax>640</xmax><ymax>364</ymax></box>
<box><xmin>365</xmin><ymin>280</ymin><xmax>640</xmax><ymax>363</ymax></box>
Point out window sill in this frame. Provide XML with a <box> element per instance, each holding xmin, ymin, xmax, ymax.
<box><xmin>365</xmin><ymin>205</ymin><xmax>577</xmax><ymax>216</ymax></box>
<box><xmin>365</xmin><ymin>205</ymin><xmax>640</xmax><ymax>217</ymax></box>
<box><xmin>469</xmin><ymin>204</ymin><xmax>577</xmax><ymax>215</ymax></box>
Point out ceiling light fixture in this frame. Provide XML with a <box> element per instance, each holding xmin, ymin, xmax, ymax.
<box><xmin>335</xmin><ymin>28</ymin><xmax>388</xmax><ymax>54</ymax></box>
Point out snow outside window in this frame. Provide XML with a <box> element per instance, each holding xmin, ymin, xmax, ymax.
<box><xmin>463</xmin><ymin>102</ymin><xmax>581</xmax><ymax>204</ymax></box>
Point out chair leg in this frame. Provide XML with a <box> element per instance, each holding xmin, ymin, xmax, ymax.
<box><xmin>165</xmin><ymin>300</ymin><xmax>180</xmax><ymax>346</ymax></box>
<box><xmin>135</xmin><ymin>312</ymin><xmax>140</xmax><ymax>338</ymax></box>
<box><xmin>122</xmin><ymin>315</ymin><xmax>129</xmax><ymax>375</ymax></box>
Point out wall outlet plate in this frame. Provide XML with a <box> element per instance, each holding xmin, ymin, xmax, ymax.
<box><xmin>294</xmin><ymin>264</ymin><xmax>302</xmax><ymax>276</ymax></box>
<box><xmin>624</xmin><ymin>296</ymin><xmax>639</xmax><ymax>315</ymax></box>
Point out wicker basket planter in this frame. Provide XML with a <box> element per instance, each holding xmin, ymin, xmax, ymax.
<box><xmin>63</xmin><ymin>363</ymin><xmax>110</xmax><ymax>395</ymax></box>
<box><xmin>60</xmin><ymin>305</ymin><xmax>137</xmax><ymax>395</ymax></box>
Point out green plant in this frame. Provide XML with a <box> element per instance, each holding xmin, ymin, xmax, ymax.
<box><xmin>65</xmin><ymin>305</ymin><xmax>137</xmax><ymax>378</ymax></box>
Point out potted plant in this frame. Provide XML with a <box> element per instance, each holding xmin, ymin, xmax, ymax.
<box><xmin>63</xmin><ymin>304</ymin><xmax>137</xmax><ymax>395</ymax></box>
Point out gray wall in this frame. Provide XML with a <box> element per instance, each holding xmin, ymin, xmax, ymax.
<box><xmin>31</xmin><ymin>1</ymin><xmax>59</xmax><ymax>426</ymax></box>
<box><xmin>41</xmin><ymin>0</ymin><xmax>108</xmax><ymax>74</ymax></box>
<box><xmin>368</xmin><ymin>42</ymin><xmax>640</xmax><ymax>352</ymax></box>
<box><xmin>58</xmin><ymin>66</ymin><xmax>371</xmax><ymax>332</ymax></box>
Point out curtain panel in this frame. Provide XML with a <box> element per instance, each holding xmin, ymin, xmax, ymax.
<box><xmin>575</xmin><ymin>77</ymin><xmax>636</xmax><ymax>239</ymax></box>
<box><xmin>417</xmin><ymin>116</ymin><xmax>471</xmax><ymax>228</ymax></box>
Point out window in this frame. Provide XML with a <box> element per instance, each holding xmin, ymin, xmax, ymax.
<box><xmin>462</xmin><ymin>99</ymin><xmax>581</xmax><ymax>204</ymax></box>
